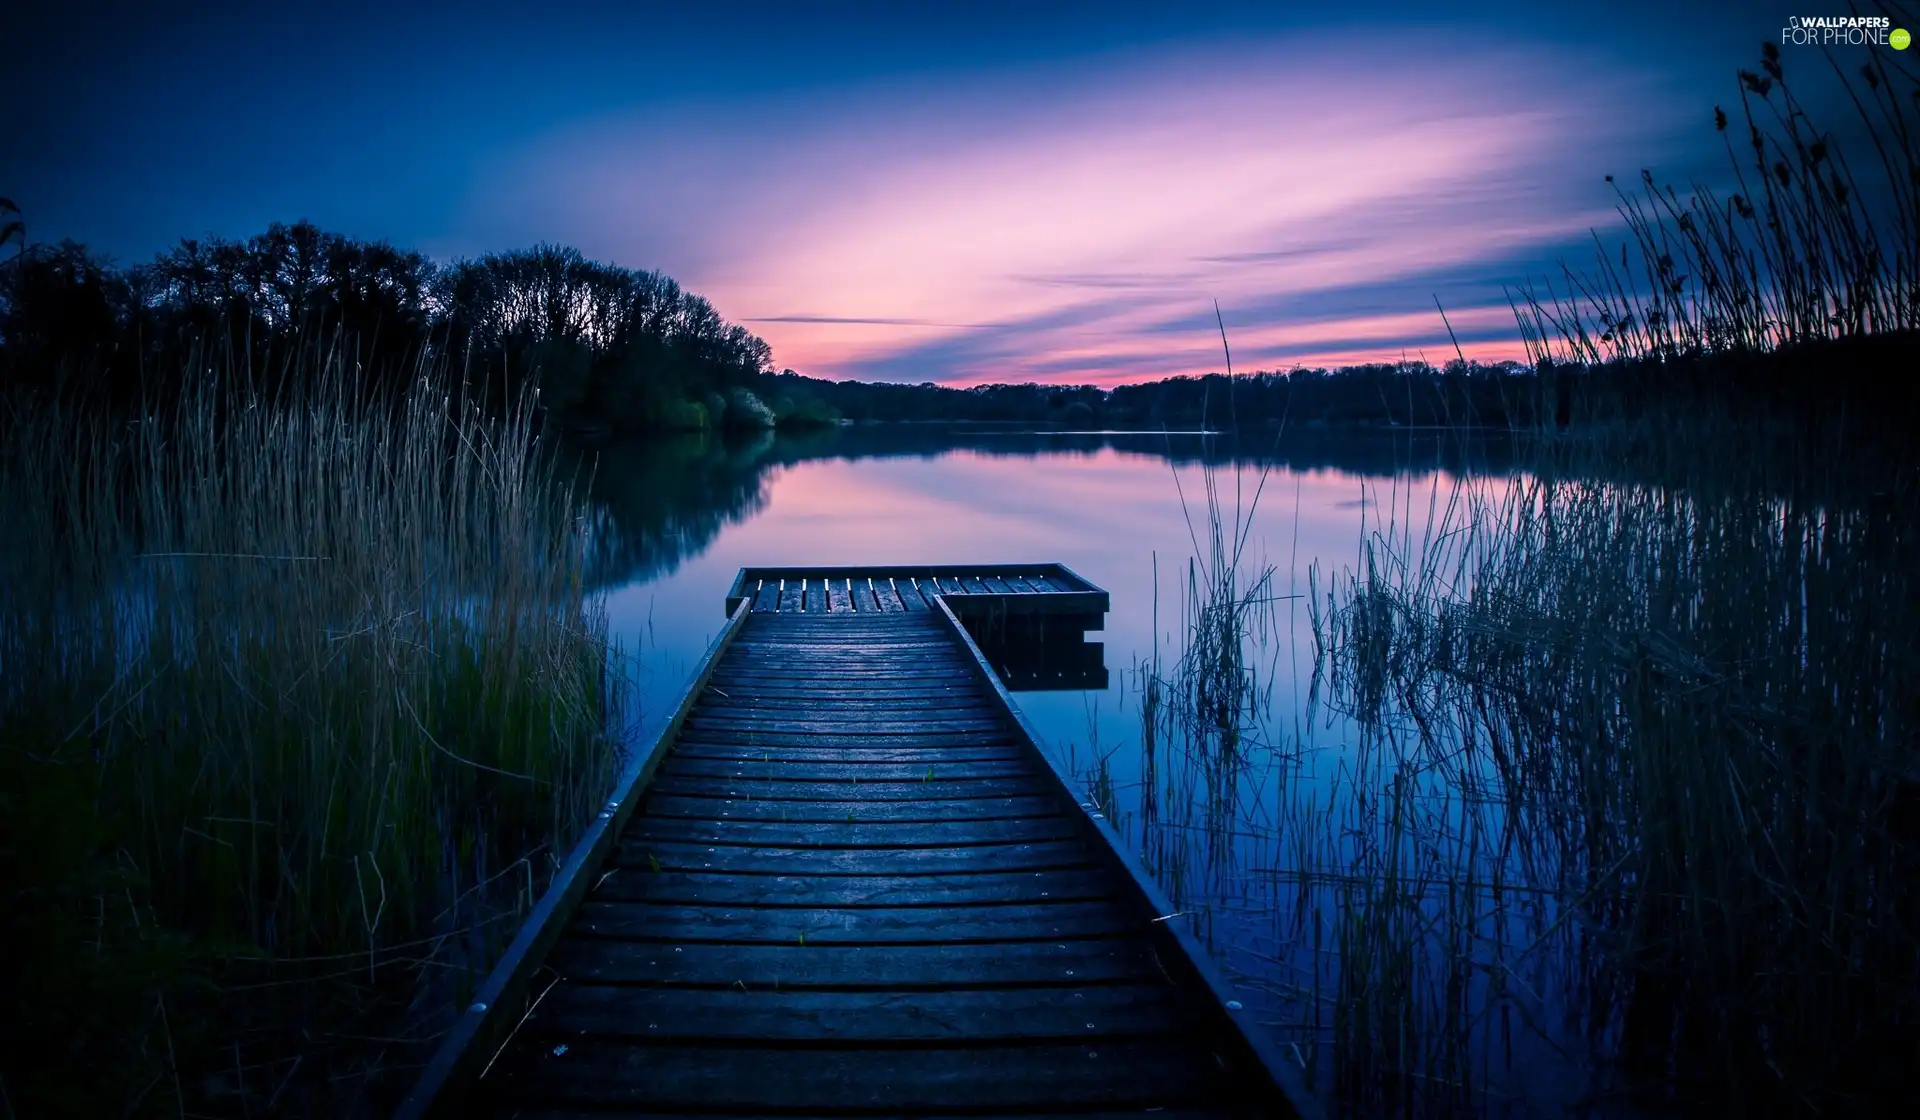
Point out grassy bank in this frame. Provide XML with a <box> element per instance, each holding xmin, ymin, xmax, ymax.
<box><xmin>0</xmin><ymin>351</ymin><xmax>626</xmax><ymax>1116</ymax></box>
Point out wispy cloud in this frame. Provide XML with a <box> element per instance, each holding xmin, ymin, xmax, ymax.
<box><xmin>470</xmin><ymin>29</ymin><xmax>1686</xmax><ymax>385</ymax></box>
<box><xmin>745</xmin><ymin>315</ymin><xmax>991</xmax><ymax>328</ymax></box>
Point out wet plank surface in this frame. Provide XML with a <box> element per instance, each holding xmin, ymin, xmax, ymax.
<box><xmin>475</xmin><ymin>610</ymin><xmax>1272</xmax><ymax>1118</ymax></box>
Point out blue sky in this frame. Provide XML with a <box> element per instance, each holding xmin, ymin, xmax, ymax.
<box><xmin>1</xmin><ymin>0</ymin><xmax>1880</xmax><ymax>383</ymax></box>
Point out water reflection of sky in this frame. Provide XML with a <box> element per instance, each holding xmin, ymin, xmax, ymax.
<box><xmin>600</xmin><ymin>432</ymin><xmax>1621</xmax><ymax>1115</ymax></box>
<box><xmin>611</xmin><ymin>442</ymin><xmax>1385</xmax><ymax>741</ymax></box>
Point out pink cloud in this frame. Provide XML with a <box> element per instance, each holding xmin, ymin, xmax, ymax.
<box><xmin>466</xmin><ymin>31</ymin><xmax>1681</xmax><ymax>385</ymax></box>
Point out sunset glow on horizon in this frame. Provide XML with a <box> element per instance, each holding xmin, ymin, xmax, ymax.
<box><xmin>475</xmin><ymin>32</ymin><xmax>1682</xmax><ymax>385</ymax></box>
<box><xmin>10</xmin><ymin>0</ymin><xmax>1790</xmax><ymax>387</ymax></box>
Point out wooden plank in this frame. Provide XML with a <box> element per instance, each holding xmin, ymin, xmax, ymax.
<box><xmin>894</xmin><ymin>578</ymin><xmax>927</xmax><ymax>610</ymax></box>
<box><xmin>750</xmin><ymin>580</ymin><xmax>780</xmax><ymax>611</ymax></box>
<box><xmin>714</xmin><ymin>662</ymin><xmax>975</xmax><ymax>678</ymax></box>
<box><xmin>682</xmin><ymin>716</ymin><xmax>1009</xmax><ymax>736</ymax></box>
<box><xmin>722</xmin><ymin>646</ymin><xmax>972</xmax><ymax>660</ymax></box>
<box><xmin>667</xmin><ymin>731</ymin><xmax>1022</xmax><ymax>751</ymax></box>
<box><xmin>708</xmin><ymin>653</ymin><xmax>971</xmax><ymax>667</ymax></box>
<box><xmin>612</xmin><ymin>839</ymin><xmax>1096</xmax><ymax>875</ymax></box>
<box><xmin>639</xmin><ymin>790</ymin><xmax>1062</xmax><ymax>821</ymax></box>
<box><xmin>691</xmin><ymin>700</ymin><xmax>994</xmax><ymax>719</ymax></box>
<box><xmin>483</xmin><ymin>1039</ymin><xmax>1237</xmax><ymax>1112</ymax></box>
<box><xmin>660</xmin><ymin>758</ymin><xmax>1032</xmax><ymax>782</ymax></box>
<box><xmin>692</xmin><ymin>695</ymin><xmax>1000</xmax><ymax>713</ymax></box>
<box><xmin>700</xmin><ymin>684</ymin><xmax>977</xmax><ymax>700</ymax></box>
<box><xmin>721</xmin><ymin>650</ymin><xmax>959</xmax><ymax>661</ymax></box>
<box><xmin>695</xmin><ymin>682</ymin><xmax>983</xmax><ymax>701</ymax></box>
<box><xmin>777</xmin><ymin>580</ymin><xmax>802</xmax><ymax>612</ymax></box>
<box><xmin>981</xmin><ymin>576</ymin><xmax>1016</xmax><ymax>594</ymax></box>
<box><xmin>826</xmin><ymin>580</ymin><xmax>853</xmax><ymax>613</ymax></box>
<box><xmin>711</xmin><ymin>657</ymin><xmax>973</xmax><ymax>671</ymax></box>
<box><xmin>674</xmin><ymin>733</ymin><xmax>1021</xmax><ymax>751</ymax></box>
<box><xmin>851</xmin><ymin>579</ymin><xmax>880</xmax><ymax>613</ymax></box>
<box><xmin>714</xmin><ymin>649</ymin><xmax>963</xmax><ymax>662</ymax></box>
<box><xmin>803</xmin><ymin>580</ymin><xmax>827</xmax><ymax>613</ymax></box>
<box><xmin>704</xmin><ymin>675</ymin><xmax>978</xmax><ymax>690</ymax></box>
<box><xmin>647</xmin><ymin>775</ymin><xmax>1047</xmax><ymax>802</ymax></box>
<box><xmin>729</xmin><ymin>623</ymin><xmax>949</xmax><ymax>636</ymax></box>
<box><xmin>545</xmin><ymin>934</ymin><xmax>1166</xmax><ymax>988</ymax></box>
<box><xmin>570</xmin><ymin>898</ymin><xmax>1137</xmax><ymax>943</ymax></box>
<box><xmin>688</xmin><ymin>702</ymin><xmax>999</xmax><ymax>719</ymax></box>
<box><xmin>750</xmin><ymin>613</ymin><xmax>939</xmax><ymax>627</ymax></box>
<box><xmin>505</xmin><ymin>1110</ymin><xmax>1238</xmax><ymax>1120</ymax></box>
<box><xmin>507</xmin><ymin>1111</ymin><xmax>1238</xmax><ymax>1120</ymax></box>
<box><xmin>706</xmin><ymin>674</ymin><xmax>971</xmax><ymax>689</ymax></box>
<box><xmin>707</xmin><ymin>672</ymin><xmax>969</xmax><ymax>684</ymax></box>
<box><xmin>709</xmin><ymin>665</ymin><xmax>971</xmax><ymax>679</ymax></box>
<box><xmin>747</xmin><ymin>620</ymin><xmax>940</xmax><ymax>632</ymax></box>
<box><xmin>723</xmin><ymin>564</ymin><xmax>1108</xmax><ymax>597</ymax></box>
<box><xmin>872</xmin><ymin>579</ymin><xmax>902</xmax><ymax>611</ymax></box>
<box><xmin>730</xmin><ymin>638</ymin><xmax>957</xmax><ymax>649</ymax></box>
<box><xmin>695</xmin><ymin>692</ymin><xmax>993</xmax><ymax>708</ymax></box>
<box><xmin>704</xmin><ymin>677</ymin><xmax>977</xmax><ymax>691</ymax></box>
<box><xmin>669</xmin><ymin>744</ymin><xmax>1023</xmax><ymax>764</ymax></box>
<box><xmin>687</xmin><ymin>704</ymin><xmax>999</xmax><ymax>722</ymax></box>
<box><xmin>683</xmin><ymin>714</ymin><xmax>1006</xmax><ymax>730</ymax></box>
<box><xmin>939</xmin><ymin>575</ymin><xmax>969</xmax><ymax>596</ymax></box>
<box><xmin>638</xmin><ymin>793</ymin><xmax>1063</xmax><ymax>824</ymax></box>
<box><xmin>590</xmin><ymin>866</ymin><xmax>1119</xmax><ymax>907</ymax></box>
<box><xmin>627</xmin><ymin>815</ymin><xmax>1080</xmax><ymax>850</ymax></box>
<box><xmin>532</xmin><ymin>982</ymin><xmax>1199</xmax><ymax>1041</ymax></box>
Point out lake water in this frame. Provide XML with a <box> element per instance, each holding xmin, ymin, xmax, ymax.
<box><xmin>582</xmin><ymin>425</ymin><xmax>1629</xmax><ymax>1117</ymax></box>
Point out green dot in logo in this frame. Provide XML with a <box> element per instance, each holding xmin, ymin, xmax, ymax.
<box><xmin>1894</xmin><ymin>27</ymin><xmax>1912</xmax><ymax>49</ymax></box>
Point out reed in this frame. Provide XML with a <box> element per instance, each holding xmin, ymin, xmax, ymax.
<box><xmin>0</xmin><ymin>344</ymin><xmax>625</xmax><ymax>1115</ymax></box>
<box><xmin>1310</xmin><ymin>456</ymin><xmax>1919</xmax><ymax>1113</ymax></box>
<box><xmin>1514</xmin><ymin>32</ymin><xmax>1919</xmax><ymax>368</ymax></box>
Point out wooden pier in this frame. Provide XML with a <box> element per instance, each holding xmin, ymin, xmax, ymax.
<box><xmin>399</xmin><ymin>565</ymin><xmax>1316</xmax><ymax>1119</ymax></box>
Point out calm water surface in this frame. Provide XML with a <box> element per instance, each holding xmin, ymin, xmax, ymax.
<box><xmin>582</xmin><ymin>426</ymin><xmax>1616</xmax><ymax>1117</ymax></box>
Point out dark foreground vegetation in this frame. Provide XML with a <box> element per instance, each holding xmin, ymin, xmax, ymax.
<box><xmin>0</xmin><ymin>355</ymin><xmax>625</xmax><ymax>1115</ymax></box>
<box><xmin>0</xmin><ymin>22</ymin><xmax>1915</xmax><ymax>1120</ymax></box>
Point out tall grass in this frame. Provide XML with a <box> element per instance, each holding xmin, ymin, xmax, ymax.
<box><xmin>1312</xmin><ymin>461</ymin><xmax>1919</xmax><ymax>1113</ymax></box>
<box><xmin>0</xmin><ymin>347</ymin><xmax>624</xmax><ymax>1115</ymax></box>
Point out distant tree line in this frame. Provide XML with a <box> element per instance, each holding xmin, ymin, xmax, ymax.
<box><xmin>768</xmin><ymin>361</ymin><xmax>1574</xmax><ymax>431</ymax></box>
<box><xmin>0</xmin><ymin>220</ymin><xmax>828</xmax><ymax>433</ymax></box>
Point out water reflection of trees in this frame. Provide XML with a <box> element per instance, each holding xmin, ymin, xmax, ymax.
<box><xmin>566</xmin><ymin>425</ymin><xmax>1524</xmax><ymax>591</ymax></box>
<box><xmin>571</xmin><ymin>432</ymin><xmax>776</xmax><ymax>590</ymax></box>
<box><xmin>571</xmin><ymin>421</ymin><xmax>1882</xmax><ymax>595</ymax></box>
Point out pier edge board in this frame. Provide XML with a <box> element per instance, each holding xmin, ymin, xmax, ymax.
<box><xmin>395</xmin><ymin>601</ymin><xmax>754</xmax><ymax>1120</ymax></box>
<box><xmin>726</xmin><ymin>562</ymin><xmax>1108</xmax><ymax>617</ymax></box>
<box><xmin>930</xmin><ymin>595</ymin><xmax>1324</xmax><ymax>1120</ymax></box>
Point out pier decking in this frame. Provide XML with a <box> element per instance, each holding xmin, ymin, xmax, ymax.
<box><xmin>724</xmin><ymin>563</ymin><xmax>1108</xmax><ymax>620</ymax></box>
<box><xmin>399</xmin><ymin>566</ymin><xmax>1314</xmax><ymax>1119</ymax></box>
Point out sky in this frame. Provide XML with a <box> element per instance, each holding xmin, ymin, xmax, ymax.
<box><xmin>0</xmin><ymin>0</ymin><xmax>1887</xmax><ymax>385</ymax></box>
